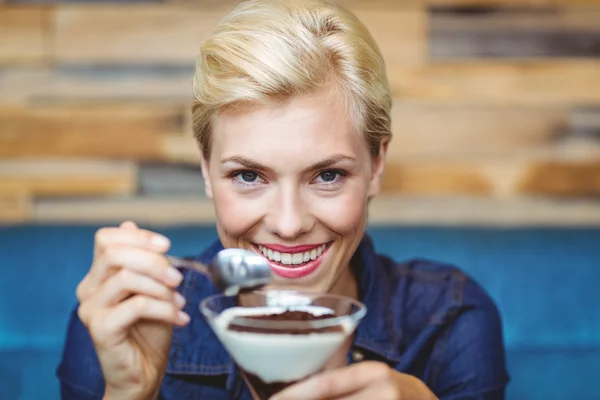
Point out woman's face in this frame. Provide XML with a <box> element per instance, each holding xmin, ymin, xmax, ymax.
<box><xmin>201</xmin><ymin>90</ymin><xmax>387</xmax><ymax>294</ymax></box>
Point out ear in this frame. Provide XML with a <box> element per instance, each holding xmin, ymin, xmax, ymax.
<box><xmin>367</xmin><ymin>137</ymin><xmax>390</xmax><ymax>198</ymax></box>
<box><xmin>200</xmin><ymin>156</ymin><xmax>213</xmax><ymax>199</ymax></box>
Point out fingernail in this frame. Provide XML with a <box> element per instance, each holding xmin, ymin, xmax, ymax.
<box><xmin>166</xmin><ymin>267</ymin><xmax>183</xmax><ymax>285</ymax></box>
<box><xmin>178</xmin><ymin>311</ymin><xmax>190</xmax><ymax>324</ymax></box>
<box><xmin>151</xmin><ymin>234</ymin><xmax>170</xmax><ymax>249</ymax></box>
<box><xmin>174</xmin><ymin>292</ymin><xmax>186</xmax><ymax>308</ymax></box>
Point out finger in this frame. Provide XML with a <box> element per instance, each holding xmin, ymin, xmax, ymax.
<box><xmin>92</xmin><ymin>245</ymin><xmax>183</xmax><ymax>288</ymax></box>
<box><xmin>95</xmin><ymin>226</ymin><xmax>171</xmax><ymax>256</ymax></box>
<box><xmin>89</xmin><ymin>295</ymin><xmax>190</xmax><ymax>348</ymax></box>
<box><xmin>120</xmin><ymin>220</ymin><xmax>138</xmax><ymax>230</ymax></box>
<box><xmin>79</xmin><ymin>223</ymin><xmax>172</xmax><ymax>303</ymax></box>
<box><xmin>79</xmin><ymin>246</ymin><xmax>183</xmax><ymax>303</ymax></box>
<box><xmin>78</xmin><ymin>267</ymin><xmax>185</xmax><ymax>326</ymax></box>
<box><xmin>271</xmin><ymin>362</ymin><xmax>390</xmax><ymax>400</ymax></box>
<box><xmin>337</xmin><ymin>382</ymin><xmax>398</xmax><ymax>400</ymax></box>
<box><xmin>84</xmin><ymin>268</ymin><xmax>187</xmax><ymax>311</ymax></box>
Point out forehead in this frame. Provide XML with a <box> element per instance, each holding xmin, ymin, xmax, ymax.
<box><xmin>211</xmin><ymin>93</ymin><xmax>367</xmax><ymax>162</ymax></box>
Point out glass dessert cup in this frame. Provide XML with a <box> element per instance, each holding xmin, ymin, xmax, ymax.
<box><xmin>200</xmin><ymin>290</ymin><xmax>367</xmax><ymax>400</ymax></box>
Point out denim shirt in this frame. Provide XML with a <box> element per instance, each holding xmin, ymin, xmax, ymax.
<box><xmin>57</xmin><ymin>234</ymin><xmax>509</xmax><ymax>399</ymax></box>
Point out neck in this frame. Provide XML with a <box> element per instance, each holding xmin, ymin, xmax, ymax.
<box><xmin>327</xmin><ymin>262</ymin><xmax>359</xmax><ymax>301</ymax></box>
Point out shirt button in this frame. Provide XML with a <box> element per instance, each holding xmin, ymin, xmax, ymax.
<box><xmin>351</xmin><ymin>350</ymin><xmax>364</xmax><ymax>362</ymax></box>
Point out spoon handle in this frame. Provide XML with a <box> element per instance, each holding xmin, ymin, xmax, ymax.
<box><xmin>166</xmin><ymin>255</ymin><xmax>211</xmax><ymax>276</ymax></box>
<box><xmin>165</xmin><ymin>250</ymin><xmax>272</xmax><ymax>296</ymax></box>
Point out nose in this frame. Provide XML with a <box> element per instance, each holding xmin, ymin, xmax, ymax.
<box><xmin>264</xmin><ymin>184</ymin><xmax>314</xmax><ymax>240</ymax></box>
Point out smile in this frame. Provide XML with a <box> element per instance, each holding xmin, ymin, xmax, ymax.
<box><xmin>253</xmin><ymin>243</ymin><xmax>331</xmax><ymax>279</ymax></box>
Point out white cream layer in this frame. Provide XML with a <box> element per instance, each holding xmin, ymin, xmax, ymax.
<box><xmin>210</xmin><ymin>306</ymin><xmax>353</xmax><ymax>383</ymax></box>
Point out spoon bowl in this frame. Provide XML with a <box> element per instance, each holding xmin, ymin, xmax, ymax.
<box><xmin>167</xmin><ymin>248</ymin><xmax>272</xmax><ymax>295</ymax></box>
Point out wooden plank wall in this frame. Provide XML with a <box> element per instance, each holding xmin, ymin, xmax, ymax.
<box><xmin>1</xmin><ymin>0</ymin><xmax>600</xmax><ymax>225</ymax></box>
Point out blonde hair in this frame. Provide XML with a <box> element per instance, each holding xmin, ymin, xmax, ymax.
<box><xmin>192</xmin><ymin>0</ymin><xmax>392</xmax><ymax>159</ymax></box>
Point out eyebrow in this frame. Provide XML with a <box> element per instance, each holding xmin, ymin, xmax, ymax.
<box><xmin>220</xmin><ymin>154</ymin><xmax>356</xmax><ymax>172</ymax></box>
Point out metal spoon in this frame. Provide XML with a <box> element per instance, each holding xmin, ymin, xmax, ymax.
<box><xmin>166</xmin><ymin>248</ymin><xmax>272</xmax><ymax>296</ymax></box>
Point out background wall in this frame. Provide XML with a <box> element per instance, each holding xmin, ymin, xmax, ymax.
<box><xmin>1</xmin><ymin>0</ymin><xmax>600</xmax><ymax>224</ymax></box>
<box><xmin>1</xmin><ymin>0</ymin><xmax>600</xmax><ymax>399</ymax></box>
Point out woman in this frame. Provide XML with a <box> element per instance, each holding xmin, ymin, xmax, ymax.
<box><xmin>57</xmin><ymin>0</ymin><xmax>509</xmax><ymax>399</ymax></box>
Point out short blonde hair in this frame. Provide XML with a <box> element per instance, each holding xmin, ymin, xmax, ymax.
<box><xmin>192</xmin><ymin>0</ymin><xmax>392</xmax><ymax>159</ymax></box>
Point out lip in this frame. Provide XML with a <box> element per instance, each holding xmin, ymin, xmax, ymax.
<box><xmin>257</xmin><ymin>243</ymin><xmax>325</xmax><ymax>253</ymax></box>
<box><xmin>252</xmin><ymin>243</ymin><xmax>331</xmax><ymax>279</ymax></box>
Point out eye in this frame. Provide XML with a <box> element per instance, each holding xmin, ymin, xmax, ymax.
<box><xmin>239</xmin><ymin>171</ymin><xmax>259</xmax><ymax>183</ymax></box>
<box><xmin>230</xmin><ymin>170</ymin><xmax>266</xmax><ymax>186</ymax></box>
<box><xmin>313</xmin><ymin>169</ymin><xmax>346</xmax><ymax>186</ymax></box>
<box><xmin>318</xmin><ymin>170</ymin><xmax>339</xmax><ymax>182</ymax></box>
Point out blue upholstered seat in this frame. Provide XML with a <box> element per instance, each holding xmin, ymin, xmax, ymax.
<box><xmin>1</xmin><ymin>225</ymin><xmax>599</xmax><ymax>400</ymax></box>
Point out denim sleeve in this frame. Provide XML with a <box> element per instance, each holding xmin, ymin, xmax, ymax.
<box><xmin>56</xmin><ymin>306</ymin><xmax>105</xmax><ymax>400</ymax></box>
<box><xmin>429</xmin><ymin>279</ymin><xmax>510</xmax><ymax>400</ymax></box>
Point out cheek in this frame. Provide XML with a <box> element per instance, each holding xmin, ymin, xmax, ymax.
<box><xmin>212</xmin><ymin>183</ymin><xmax>264</xmax><ymax>238</ymax></box>
<box><xmin>314</xmin><ymin>192</ymin><xmax>368</xmax><ymax>237</ymax></box>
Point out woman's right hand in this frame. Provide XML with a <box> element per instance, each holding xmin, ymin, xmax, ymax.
<box><xmin>76</xmin><ymin>221</ymin><xmax>190</xmax><ymax>400</ymax></box>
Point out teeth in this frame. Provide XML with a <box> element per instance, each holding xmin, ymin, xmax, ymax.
<box><xmin>316</xmin><ymin>245</ymin><xmax>324</xmax><ymax>257</ymax></box>
<box><xmin>257</xmin><ymin>244</ymin><xmax>328</xmax><ymax>266</ymax></box>
<box><xmin>292</xmin><ymin>253</ymin><xmax>303</xmax><ymax>264</ymax></box>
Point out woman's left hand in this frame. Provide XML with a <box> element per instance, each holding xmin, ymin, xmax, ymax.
<box><xmin>270</xmin><ymin>361</ymin><xmax>438</xmax><ymax>400</ymax></box>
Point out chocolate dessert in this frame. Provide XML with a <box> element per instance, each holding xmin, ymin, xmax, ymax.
<box><xmin>209</xmin><ymin>305</ymin><xmax>352</xmax><ymax>400</ymax></box>
<box><xmin>228</xmin><ymin>310</ymin><xmax>342</xmax><ymax>399</ymax></box>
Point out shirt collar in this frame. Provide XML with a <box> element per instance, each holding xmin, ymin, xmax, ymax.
<box><xmin>167</xmin><ymin>234</ymin><xmax>403</xmax><ymax>376</ymax></box>
<box><xmin>350</xmin><ymin>234</ymin><xmax>403</xmax><ymax>363</ymax></box>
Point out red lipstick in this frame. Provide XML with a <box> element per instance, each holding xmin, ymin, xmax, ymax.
<box><xmin>258</xmin><ymin>243</ymin><xmax>323</xmax><ymax>253</ymax></box>
<box><xmin>253</xmin><ymin>242</ymin><xmax>330</xmax><ymax>279</ymax></box>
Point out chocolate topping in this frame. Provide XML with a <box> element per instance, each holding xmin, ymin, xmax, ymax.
<box><xmin>227</xmin><ymin>310</ymin><xmax>343</xmax><ymax>334</ymax></box>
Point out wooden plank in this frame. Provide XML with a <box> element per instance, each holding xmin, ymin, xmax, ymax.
<box><xmin>1</xmin><ymin>102</ymin><xmax>596</xmax><ymax>164</ymax></box>
<box><xmin>162</xmin><ymin>133</ymin><xmax>203</xmax><ymax>164</ymax></box>
<box><xmin>0</xmin><ymin>6</ymin><xmax>48</xmax><ymax>64</ymax></box>
<box><xmin>0</xmin><ymin>66</ymin><xmax>193</xmax><ymax>105</ymax></box>
<box><xmin>431</xmin><ymin>8</ymin><xmax>600</xmax><ymax>58</ymax></box>
<box><xmin>367</xmin><ymin>196</ymin><xmax>600</xmax><ymax>226</ymax></box>
<box><xmin>572</xmin><ymin>107</ymin><xmax>600</xmax><ymax>138</ymax></box>
<box><xmin>432</xmin><ymin>8</ymin><xmax>600</xmax><ymax>31</ymax></box>
<box><xmin>10</xmin><ymin>61</ymin><xmax>599</xmax><ymax>108</ymax></box>
<box><xmin>391</xmin><ymin>61</ymin><xmax>600</xmax><ymax>105</ymax></box>
<box><xmin>518</xmin><ymin>160</ymin><xmax>600</xmax><ymax>196</ymax></box>
<box><xmin>428</xmin><ymin>0</ymin><xmax>600</xmax><ymax>7</ymax></box>
<box><xmin>388</xmin><ymin>104</ymin><xmax>570</xmax><ymax>156</ymax></box>
<box><xmin>32</xmin><ymin>195</ymin><xmax>600</xmax><ymax>226</ymax></box>
<box><xmin>165</xmin><ymin>0</ymin><xmax>422</xmax><ymax>9</ymax></box>
<box><xmin>34</xmin><ymin>196</ymin><xmax>217</xmax><ymax>225</ymax></box>
<box><xmin>0</xmin><ymin>194</ymin><xmax>30</xmax><ymax>224</ymax></box>
<box><xmin>0</xmin><ymin>160</ymin><xmax>137</xmax><ymax>196</ymax></box>
<box><xmin>353</xmin><ymin>8</ymin><xmax>426</xmax><ymax>67</ymax></box>
<box><xmin>0</xmin><ymin>104</ymin><xmax>187</xmax><ymax>160</ymax></box>
<box><xmin>54</xmin><ymin>6</ymin><xmax>222</xmax><ymax>64</ymax></box>
<box><xmin>382</xmin><ymin>158</ymin><xmax>600</xmax><ymax>197</ymax></box>
<box><xmin>138</xmin><ymin>163</ymin><xmax>205</xmax><ymax>195</ymax></box>
<box><xmin>383</xmin><ymin>161</ymin><xmax>491</xmax><ymax>195</ymax></box>
<box><xmin>53</xmin><ymin>5</ymin><xmax>425</xmax><ymax>67</ymax></box>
